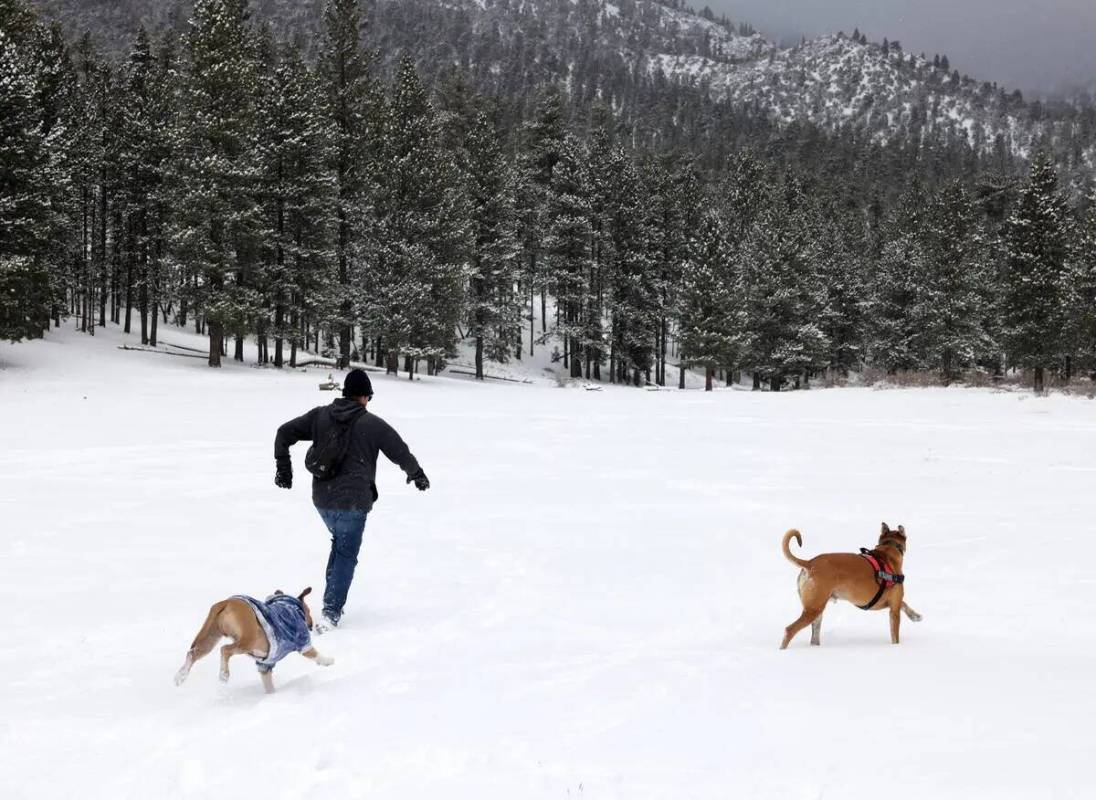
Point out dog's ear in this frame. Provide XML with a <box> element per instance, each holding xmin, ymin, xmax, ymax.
<box><xmin>274</xmin><ymin>589</ymin><xmax>284</xmax><ymax>596</ymax></box>
<box><xmin>299</xmin><ymin>587</ymin><xmax>312</xmax><ymax>600</ymax></box>
<box><xmin>881</xmin><ymin>522</ymin><xmax>891</xmax><ymax>535</ymax></box>
<box><xmin>897</xmin><ymin>524</ymin><xmax>906</xmax><ymax>536</ymax></box>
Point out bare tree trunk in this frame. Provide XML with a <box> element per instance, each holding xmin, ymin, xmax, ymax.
<box><xmin>705</xmin><ymin>367</ymin><xmax>713</xmax><ymax>392</ymax></box>
<box><xmin>149</xmin><ymin>243</ymin><xmax>159</xmax><ymax>347</ymax></box>
<box><xmin>1034</xmin><ymin>365</ymin><xmax>1045</xmax><ymax>394</ymax></box>
<box><xmin>208</xmin><ymin>322</ymin><xmax>223</xmax><ymax>367</ymax></box>
<box><xmin>97</xmin><ymin>176</ymin><xmax>107</xmax><ymax>328</ymax></box>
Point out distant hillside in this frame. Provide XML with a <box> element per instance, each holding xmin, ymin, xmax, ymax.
<box><xmin>32</xmin><ymin>0</ymin><xmax>1096</xmax><ymax>185</ymax></box>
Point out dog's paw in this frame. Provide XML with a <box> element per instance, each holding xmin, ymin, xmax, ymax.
<box><xmin>909</xmin><ymin>611</ymin><xmax>923</xmax><ymax>622</ymax></box>
<box><xmin>173</xmin><ymin>669</ymin><xmax>188</xmax><ymax>687</ymax></box>
<box><xmin>316</xmin><ymin>655</ymin><xmax>334</xmax><ymax>667</ymax></box>
<box><xmin>219</xmin><ymin>669</ymin><xmax>230</xmax><ymax>683</ymax></box>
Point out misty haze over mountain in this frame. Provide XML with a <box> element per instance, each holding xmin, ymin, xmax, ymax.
<box><xmin>709</xmin><ymin>0</ymin><xmax>1096</xmax><ymax>95</ymax></box>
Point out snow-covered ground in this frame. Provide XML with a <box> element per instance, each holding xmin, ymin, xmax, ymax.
<box><xmin>3</xmin><ymin>324</ymin><xmax>1095</xmax><ymax>799</ymax></box>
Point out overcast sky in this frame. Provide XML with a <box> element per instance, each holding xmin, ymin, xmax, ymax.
<box><xmin>706</xmin><ymin>0</ymin><xmax>1096</xmax><ymax>94</ymax></box>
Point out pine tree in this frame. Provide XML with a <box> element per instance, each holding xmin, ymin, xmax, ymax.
<box><xmin>811</xmin><ymin>199</ymin><xmax>868</xmax><ymax>376</ymax></box>
<box><xmin>1072</xmin><ymin>196</ymin><xmax>1096</xmax><ymax>377</ymax></box>
<box><xmin>464</xmin><ymin>106</ymin><xmax>520</xmax><ymax>379</ymax></box>
<box><xmin>545</xmin><ymin>133</ymin><xmax>592</xmax><ymax>379</ymax></box>
<box><xmin>167</xmin><ymin>0</ymin><xmax>261</xmax><ymax>367</ymax></box>
<box><xmin>646</xmin><ymin>153</ymin><xmax>701</xmax><ymax>387</ymax></box>
<box><xmin>920</xmin><ymin>182</ymin><xmax>997</xmax><ymax>381</ymax></box>
<box><xmin>870</xmin><ymin>190</ymin><xmax>928</xmax><ymax>373</ymax></box>
<box><xmin>317</xmin><ymin>0</ymin><xmax>377</xmax><ymax>368</ymax></box>
<box><xmin>1004</xmin><ymin>152</ymin><xmax>1072</xmax><ymax>392</ymax></box>
<box><xmin>119</xmin><ymin>28</ymin><xmax>174</xmax><ymax>346</ymax></box>
<box><xmin>256</xmin><ymin>43</ymin><xmax>334</xmax><ymax>368</ymax></box>
<box><xmin>365</xmin><ymin>57</ymin><xmax>469</xmax><ymax>379</ymax></box>
<box><xmin>516</xmin><ymin>86</ymin><xmax>566</xmax><ymax>351</ymax></box>
<box><xmin>738</xmin><ymin>177</ymin><xmax>829</xmax><ymax>390</ymax></box>
<box><xmin>605</xmin><ymin>147</ymin><xmax>656</xmax><ymax>386</ymax></box>
<box><xmin>678</xmin><ymin>210</ymin><xmax>736</xmax><ymax>391</ymax></box>
<box><xmin>0</xmin><ymin>19</ymin><xmax>55</xmax><ymax>342</ymax></box>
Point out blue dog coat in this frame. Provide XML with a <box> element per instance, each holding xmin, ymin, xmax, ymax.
<box><xmin>234</xmin><ymin>594</ymin><xmax>312</xmax><ymax>673</ymax></box>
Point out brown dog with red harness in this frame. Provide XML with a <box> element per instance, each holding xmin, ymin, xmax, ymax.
<box><xmin>780</xmin><ymin>523</ymin><xmax>922</xmax><ymax>649</ymax></box>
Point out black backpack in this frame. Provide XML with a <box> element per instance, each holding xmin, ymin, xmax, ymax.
<box><xmin>304</xmin><ymin>406</ymin><xmax>363</xmax><ymax>481</ymax></box>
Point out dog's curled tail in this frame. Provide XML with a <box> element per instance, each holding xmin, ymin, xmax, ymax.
<box><xmin>782</xmin><ymin>529</ymin><xmax>810</xmax><ymax>568</ymax></box>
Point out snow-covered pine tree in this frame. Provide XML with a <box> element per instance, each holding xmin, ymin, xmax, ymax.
<box><xmin>677</xmin><ymin>210</ymin><xmax>736</xmax><ymax>392</ymax></box>
<box><xmin>365</xmin><ymin>56</ymin><xmax>469</xmax><ymax>379</ymax></box>
<box><xmin>26</xmin><ymin>17</ymin><xmax>72</xmax><ymax>333</ymax></box>
<box><xmin>1072</xmin><ymin>196</ymin><xmax>1096</xmax><ymax>378</ymax></box>
<box><xmin>317</xmin><ymin>0</ymin><xmax>377</xmax><ymax>368</ymax></box>
<box><xmin>583</xmin><ymin>108</ymin><xmax>615</xmax><ymax>382</ymax></box>
<box><xmin>88</xmin><ymin>57</ymin><xmax>122</xmax><ymax>332</ymax></box>
<box><xmin>920</xmin><ymin>182</ymin><xmax>997</xmax><ymax>382</ymax></box>
<box><xmin>516</xmin><ymin>86</ymin><xmax>566</xmax><ymax>351</ymax></box>
<box><xmin>0</xmin><ymin>14</ymin><xmax>55</xmax><ymax>342</ymax></box>
<box><xmin>119</xmin><ymin>28</ymin><xmax>174</xmax><ymax>347</ymax></box>
<box><xmin>815</xmin><ymin>203</ymin><xmax>868</xmax><ymax>377</ymax></box>
<box><xmin>737</xmin><ymin>176</ymin><xmax>829</xmax><ymax>390</ymax></box>
<box><xmin>867</xmin><ymin>183</ymin><xmax>997</xmax><ymax>380</ymax></box>
<box><xmin>645</xmin><ymin>153</ymin><xmax>701</xmax><ymax>388</ymax></box>
<box><xmin>463</xmin><ymin>106</ymin><xmax>521</xmax><ymax>380</ymax></box>
<box><xmin>167</xmin><ymin>0</ymin><xmax>261</xmax><ymax>367</ymax></box>
<box><xmin>545</xmin><ymin>132</ymin><xmax>593</xmax><ymax>379</ymax></box>
<box><xmin>67</xmin><ymin>35</ymin><xmax>107</xmax><ymax>336</ymax></box>
<box><xmin>256</xmin><ymin>42</ymin><xmax>335</xmax><ymax>368</ymax></box>
<box><xmin>1004</xmin><ymin>152</ymin><xmax>1072</xmax><ymax>392</ymax></box>
<box><xmin>605</xmin><ymin>147</ymin><xmax>657</xmax><ymax>386</ymax></box>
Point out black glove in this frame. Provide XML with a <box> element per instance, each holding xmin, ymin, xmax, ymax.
<box><xmin>407</xmin><ymin>469</ymin><xmax>430</xmax><ymax>491</ymax></box>
<box><xmin>275</xmin><ymin>459</ymin><xmax>292</xmax><ymax>490</ymax></box>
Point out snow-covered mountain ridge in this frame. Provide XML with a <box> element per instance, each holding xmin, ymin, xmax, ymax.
<box><xmin>34</xmin><ymin>0</ymin><xmax>1096</xmax><ymax>166</ymax></box>
<box><xmin>648</xmin><ymin>32</ymin><xmax>1070</xmax><ymax>158</ymax></box>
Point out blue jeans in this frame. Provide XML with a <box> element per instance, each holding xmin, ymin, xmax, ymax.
<box><xmin>315</xmin><ymin>507</ymin><xmax>368</xmax><ymax>621</ymax></box>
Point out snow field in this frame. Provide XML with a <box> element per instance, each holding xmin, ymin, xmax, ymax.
<box><xmin>2</xmin><ymin>325</ymin><xmax>1095</xmax><ymax>798</ymax></box>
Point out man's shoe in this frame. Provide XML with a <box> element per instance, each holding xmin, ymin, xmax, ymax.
<box><xmin>315</xmin><ymin>612</ymin><xmax>340</xmax><ymax>635</ymax></box>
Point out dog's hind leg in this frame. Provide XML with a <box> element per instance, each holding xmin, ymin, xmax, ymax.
<box><xmin>219</xmin><ymin>642</ymin><xmax>246</xmax><ymax>682</ymax></box>
<box><xmin>174</xmin><ymin>654</ymin><xmax>194</xmax><ymax>686</ymax></box>
<box><xmin>259</xmin><ymin>670</ymin><xmax>275</xmax><ymax>694</ymax></box>
<box><xmin>889</xmin><ymin>603</ymin><xmax>902</xmax><ymax>644</ymax></box>
<box><xmin>901</xmin><ymin>602</ymin><xmax>923</xmax><ymax>622</ymax></box>
<box><xmin>810</xmin><ymin>614</ymin><xmax>824</xmax><ymax>646</ymax></box>
<box><xmin>781</xmin><ymin>605</ymin><xmax>825</xmax><ymax>650</ymax></box>
<box><xmin>175</xmin><ymin>603</ymin><xmax>227</xmax><ymax>686</ymax></box>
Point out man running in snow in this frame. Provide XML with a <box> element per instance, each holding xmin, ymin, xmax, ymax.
<box><xmin>274</xmin><ymin>369</ymin><xmax>429</xmax><ymax>632</ymax></box>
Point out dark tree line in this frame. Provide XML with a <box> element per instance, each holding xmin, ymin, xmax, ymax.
<box><xmin>3</xmin><ymin>0</ymin><xmax>1095</xmax><ymax>391</ymax></box>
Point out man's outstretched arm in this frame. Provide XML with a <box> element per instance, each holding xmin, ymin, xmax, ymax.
<box><xmin>274</xmin><ymin>408</ymin><xmax>319</xmax><ymax>489</ymax></box>
<box><xmin>377</xmin><ymin>420</ymin><xmax>429</xmax><ymax>491</ymax></box>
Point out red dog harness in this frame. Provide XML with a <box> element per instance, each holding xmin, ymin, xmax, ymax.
<box><xmin>858</xmin><ymin>548</ymin><xmax>905</xmax><ymax>610</ymax></box>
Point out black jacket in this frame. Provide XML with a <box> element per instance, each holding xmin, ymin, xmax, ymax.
<box><xmin>275</xmin><ymin>398</ymin><xmax>422</xmax><ymax>511</ymax></box>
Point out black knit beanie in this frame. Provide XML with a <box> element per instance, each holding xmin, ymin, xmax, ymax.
<box><xmin>343</xmin><ymin>369</ymin><xmax>374</xmax><ymax>399</ymax></box>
